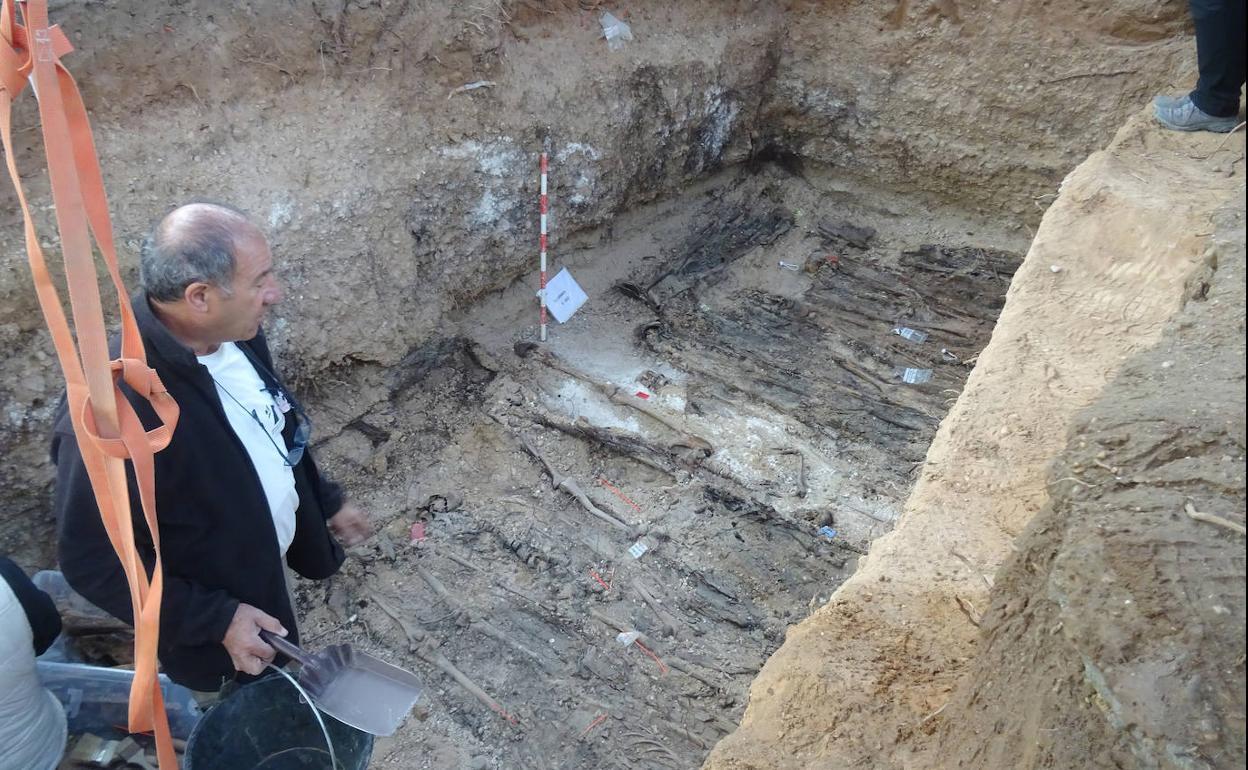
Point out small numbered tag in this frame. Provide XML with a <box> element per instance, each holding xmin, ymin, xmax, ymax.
<box><xmin>902</xmin><ymin>368</ymin><xmax>933</xmax><ymax>384</ymax></box>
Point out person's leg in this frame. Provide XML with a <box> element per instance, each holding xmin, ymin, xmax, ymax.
<box><xmin>1189</xmin><ymin>0</ymin><xmax>1246</xmax><ymax>118</ymax></box>
<box><xmin>1154</xmin><ymin>0</ymin><xmax>1243</xmax><ymax>131</ymax></box>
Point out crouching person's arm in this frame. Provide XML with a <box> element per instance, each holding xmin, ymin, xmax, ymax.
<box><xmin>1</xmin><ymin>555</ymin><xmax>69</xmax><ymax>770</ymax></box>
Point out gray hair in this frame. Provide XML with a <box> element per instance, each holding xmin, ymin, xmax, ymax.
<box><xmin>139</xmin><ymin>203</ymin><xmax>253</xmax><ymax>302</ymax></box>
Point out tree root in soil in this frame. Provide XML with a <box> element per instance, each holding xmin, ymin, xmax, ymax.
<box><xmin>1185</xmin><ymin>501</ymin><xmax>1246</xmax><ymax>535</ymax></box>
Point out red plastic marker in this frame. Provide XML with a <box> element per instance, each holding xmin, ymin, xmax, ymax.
<box><xmin>589</xmin><ymin>569</ymin><xmax>612</xmax><ymax>591</ymax></box>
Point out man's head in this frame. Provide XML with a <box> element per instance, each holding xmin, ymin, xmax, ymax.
<box><xmin>140</xmin><ymin>203</ymin><xmax>282</xmax><ymax>349</ymax></box>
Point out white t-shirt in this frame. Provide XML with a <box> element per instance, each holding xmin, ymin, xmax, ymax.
<box><xmin>197</xmin><ymin>342</ymin><xmax>299</xmax><ymax>556</ymax></box>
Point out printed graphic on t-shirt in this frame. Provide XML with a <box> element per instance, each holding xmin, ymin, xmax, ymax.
<box><xmin>258</xmin><ymin>400</ymin><xmax>282</xmax><ymax>433</ymax></box>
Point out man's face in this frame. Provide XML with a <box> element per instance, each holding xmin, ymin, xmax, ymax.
<box><xmin>212</xmin><ymin>231</ymin><xmax>283</xmax><ymax>342</ymax></box>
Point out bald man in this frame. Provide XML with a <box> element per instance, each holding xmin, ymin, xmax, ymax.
<box><xmin>52</xmin><ymin>203</ymin><xmax>370</xmax><ymax>692</ymax></box>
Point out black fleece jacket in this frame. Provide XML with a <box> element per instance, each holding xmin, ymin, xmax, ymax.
<box><xmin>52</xmin><ymin>294</ymin><xmax>345</xmax><ymax>691</ymax></box>
<box><xmin>0</xmin><ymin>556</ymin><xmax>61</xmax><ymax>655</ymax></box>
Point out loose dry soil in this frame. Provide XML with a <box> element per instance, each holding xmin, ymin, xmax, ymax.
<box><xmin>0</xmin><ymin>2</ymin><xmax>1243</xmax><ymax>770</ymax></box>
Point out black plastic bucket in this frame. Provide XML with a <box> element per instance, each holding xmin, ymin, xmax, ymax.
<box><xmin>184</xmin><ymin>676</ymin><xmax>374</xmax><ymax>770</ymax></box>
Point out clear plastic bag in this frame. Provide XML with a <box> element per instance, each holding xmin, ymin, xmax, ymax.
<box><xmin>600</xmin><ymin>12</ymin><xmax>633</xmax><ymax>51</ymax></box>
<box><xmin>36</xmin><ymin>661</ymin><xmax>203</xmax><ymax>741</ymax></box>
<box><xmin>900</xmin><ymin>367</ymin><xmax>933</xmax><ymax>384</ymax></box>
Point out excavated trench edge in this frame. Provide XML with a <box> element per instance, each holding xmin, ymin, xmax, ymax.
<box><xmin>701</xmin><ymin>112</ymin><xmax>1246</xmax><ymax>769</ymax></box>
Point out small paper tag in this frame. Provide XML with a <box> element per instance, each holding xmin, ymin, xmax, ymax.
<box><xmin>616</xmin><ymin>631</ymin><xmax>641</xmax><ymax>647</ymax></box>
<box><xmin>902</xmin><ymin>368</ymin><xmax>933</xmax><ymax>384</ymax></box>
<box><xmin>627</xmin><ymin>541</ymin><xmax>649</xmax><ymax>559</ymax></box>
<box><xmin>893</xmin><ymin>327</ymin><xmax>928</xmax><ymax>344</ymax></box>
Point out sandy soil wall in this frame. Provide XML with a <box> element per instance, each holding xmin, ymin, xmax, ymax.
<box><xmin>702</xmin><ymin>114</ymin><xmax>1246</xmax><ymax>769</ymax></box>
<box><xmin>934</xmin><ymin>199</ymin><xmax>1245</xmax><ymax>770</ymax></box>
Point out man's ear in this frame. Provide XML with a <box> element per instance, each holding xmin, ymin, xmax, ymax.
<box><xmin>183</xmin><ymin>281</ymin><xmax>213</xmax><ymax>312</ymax></box>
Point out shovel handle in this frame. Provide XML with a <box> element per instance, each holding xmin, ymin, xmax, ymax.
<box><xmin>259</xmin><ymin>630</ymin><xmax>314</xmax><ymax>668</ymax></box>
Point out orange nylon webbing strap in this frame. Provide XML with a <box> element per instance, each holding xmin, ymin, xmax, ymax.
<box><xmin>1</xmin><ymin>1</ymin><xmax>178</xmax><ymax>767</ymax></box>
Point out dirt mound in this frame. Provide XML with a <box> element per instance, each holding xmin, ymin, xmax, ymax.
<box><xmin>936</xmin><ymin>199</ymin><xmax>1245</xmax><ymax>769</ymax></box>
<box><xmin>702</xmin><ymin>113</ymin><xmax>1246</xmax><ymax>770</ymax></box>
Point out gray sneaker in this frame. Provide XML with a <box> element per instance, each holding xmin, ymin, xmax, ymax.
<box><xmin>1153</xmin><ymin>94</ymin><xmax>1241</xmax><ymax>133</ymax></box>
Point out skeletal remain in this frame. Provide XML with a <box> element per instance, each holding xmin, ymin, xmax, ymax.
<box><xmin>447</xmin><ymin>79</ymin><xmax>497</xmax><ymax>98</ymax></box>
<box><xmin>368</xmin><ymin>592</ymin><xmax>516</xmax><ymax>721</ymax></box>
<box><xmin>515</xmin><ymin>341</ymin><xmax>713</xmax><ymax>456</ymax></box>
<box><xmin>438</xmin><ymin>548</ymin><xmax>482</xmax><ymax>573</ymax></box>
<box><xmin>515</xmin><ymin>433</ymin><xmax>632</xmax><ymax>532</ymax></box>
<box><xmin>632</xmin><ymin>578</ymin><xmax>683</xmax><ymax>638</ymax></box>
<box><xmin>367</xmin><ymin>591</ymin><xmax>424</xmax><ymax>647</ymax></box>
<box><xmin>949</xmin><ymin>547</ymin><xmax>994</xmax><ymax>589</ymax></box>
<box><xmin>773</xmin><ymin>447</ymin><xmax>807</xmax><ymax>498</ymax></box>
<box><xmin>531</xmin><ymin>408</ymin><xmax>682</xmax><ymax>475</ymax></box>
<box><xmin>508</xmin><ymin>385</ymin><xmax>815</xmax><ymax>549</ymax></box>
<box><xmin>412</xmin><ymin>563</ymin><xmax>555</xmax><ymax>671</ymax></box>
<box><xmin>435</xmin><ymin>546</ymin><xmax>563</xmax><ymax>612</ymax></box>
<box><xmin>954</xmin><ymin>595</ymin><xmax>982</xmax><ymax>627</ymax></box>
<box><xmin>588</xmin><ymin>608</ymin><xmax>719</xmax><ymax>689</ymax></box>
<box><xmin>658</xmin><ymin>720</ymin><xmax>709</xmax><ymax>749</ymax></box>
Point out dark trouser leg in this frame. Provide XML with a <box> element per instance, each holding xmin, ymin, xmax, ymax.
<box><xmin>1189</xmin><ymin>0</ymin><xmax>1247</xmax><ymax>117</ymax></box>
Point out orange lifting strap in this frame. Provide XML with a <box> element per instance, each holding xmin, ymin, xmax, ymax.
<box><xmin>1</xmin><ymin>1</ymin><xmax>179</xmax><ymax>767</ymax></box>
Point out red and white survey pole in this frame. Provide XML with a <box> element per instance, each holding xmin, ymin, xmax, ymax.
<box><xmin>538</xmin><ymin>152</ymin><xmax>549</xmax><ymax>342</ymax></box>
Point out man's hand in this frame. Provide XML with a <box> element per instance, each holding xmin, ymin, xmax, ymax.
<box><xmin>328</xmin><ymin>501</ymin><xmax>371</xmax><ymax>547</ymax></box>
<box><xmin>222</xmin><ymin>603</ymin><xmax>286</xmax><ymax>676</ymax></box>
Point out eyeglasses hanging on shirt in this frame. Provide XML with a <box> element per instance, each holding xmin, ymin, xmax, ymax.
<box><xmin>212</xmin><ymin>376</ymin><xmax>312</xmax><ymax>468</ymax></box>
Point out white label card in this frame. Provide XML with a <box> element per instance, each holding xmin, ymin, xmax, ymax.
<box><xmin>544</xmin><ymin>268</ymin><xmax>588</xmax><ymax>324</ymax></box>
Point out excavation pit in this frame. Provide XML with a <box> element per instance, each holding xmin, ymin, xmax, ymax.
<box><xmin>0</xmin><ymin>3</ymin><xmax>1239</xmax><ymax>770</ymax></box>
<box><xmin>294</xmin><ymin>168</ymin><xmax>1023</xmax><ymax>768</ymax></box>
